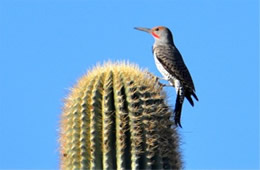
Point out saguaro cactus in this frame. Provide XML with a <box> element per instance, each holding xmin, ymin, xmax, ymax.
<box><xmin>60</xmin><ymin>62</ymin><xmax>182</xmax><ymax>169</ymax></box>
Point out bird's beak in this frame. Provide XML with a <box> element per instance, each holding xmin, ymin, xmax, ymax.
<box><xmin>134</xmin><ymin>27</ymin><xmax>152</xmax><ymax>33</ymax></box>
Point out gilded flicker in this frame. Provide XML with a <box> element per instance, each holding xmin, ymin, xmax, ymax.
<box><xmin>134</xmin><ymin>26</ymin><xmax>198</xmax><ymax>127</ymax></box>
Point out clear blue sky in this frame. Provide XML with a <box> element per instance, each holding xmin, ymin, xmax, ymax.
<box><xmin>0</xmin><ymin>0</ymin><xmax>259</xmax><ymax>169</ymax></box>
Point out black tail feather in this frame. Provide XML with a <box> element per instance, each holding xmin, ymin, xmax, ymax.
<box><xmin>192</xmin><ymin>91</ymin><xmax>199</xmax><ymax>101</ymax></box>
<box><xmin>185</xmin><ymin>93</ymin><xmax>194</xmax><ymax>106</ymax></box>
<box><xmin>185</xmin><ymin>90</ymin><xmax>199</xmax><ymax>107</ymax></box>
<box><xmin>175</xmin><ymin>90</ymin><xmax>198</xmax><ymax>128</ymax></box>
<box><xmin>174</xmin><ymin>91</ymin><xmax>184</xmax><ymax>128</ymax></box>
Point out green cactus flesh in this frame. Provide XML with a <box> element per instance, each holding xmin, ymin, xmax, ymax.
<box><xmin>60</xmin><ymin>62</ymin><xmax>182</xmax><ymax>169</ymax></box>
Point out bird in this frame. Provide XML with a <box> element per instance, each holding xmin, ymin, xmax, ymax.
<box><xmin>134</xmin><ymin>26</ymin><xmax>198</xmax><ymax>128</ymax></box>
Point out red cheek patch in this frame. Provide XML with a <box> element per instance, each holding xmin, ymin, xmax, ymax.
<box><xmin>152</xmin><ymin>32</ymin><xmax>160</xmax><ymax>39</ymax></box>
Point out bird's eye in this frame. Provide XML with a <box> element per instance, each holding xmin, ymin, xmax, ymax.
<box><xmin>155</xmin><ymin>28</ymin><xmax>159</xmax><ymax>31</ymax></box>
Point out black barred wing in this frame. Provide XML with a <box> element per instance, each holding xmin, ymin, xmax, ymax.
<box><xmin>153</xmin><ymin>44</ymin><xmax>196</xmax><ymax>91</ymax></box>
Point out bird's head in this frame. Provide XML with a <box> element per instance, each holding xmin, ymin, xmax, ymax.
<box><xmin>134</xmin><ymin>26</ymin><xmax>174</xmax><ymax>44</ymax></box>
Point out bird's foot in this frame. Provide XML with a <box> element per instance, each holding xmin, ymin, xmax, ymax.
<box><xmin>162</xmin><ymin>84</ymin><xmax>172</xmax><ymax>87</ymax></box>
<box><xmin>156</xmin><ymin>77</ymin><xmax>168</xmax><ymax>81</ymax></box>
<box><xmin>154</xmin><ymin>77</ymin><xmax>170</xmax><ymax>87</ymax></box>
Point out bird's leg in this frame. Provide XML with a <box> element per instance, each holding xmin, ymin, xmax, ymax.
<box><xmin>155</xmin><ymin>76</ymin><xmax>172</xmax><ymax>87</ymax></box>
<box><xmin>158</xmin><ymin>82</ymin><xmax>168</xmax><ymax>87</ymax></box>
<box><xmin>162</xmin><ymin>84</ymin><xmax>173</xmax><ymax>87</ymax></box>
<box><xmin>156</xmin><ymin>76</ymin><xmax>168</xmax><ymax>81</ymax></box>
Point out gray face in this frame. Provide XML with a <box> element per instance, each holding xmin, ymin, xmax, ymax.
<box><xmin>134</xmin><ymin>26</ymin><xmax>174</xmax><ymax>45</ymax></box>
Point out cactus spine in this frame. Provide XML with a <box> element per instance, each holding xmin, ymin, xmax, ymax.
<box><xmin>60</xmin><ymin>62</ymin><xmax>182</xmax><ymax>169</ymax></box>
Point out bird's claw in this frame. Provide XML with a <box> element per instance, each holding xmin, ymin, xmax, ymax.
<box><xmin>154</xmin><ymin>76</ymin><xmax>170</xmax><ymax>87</ymax></box>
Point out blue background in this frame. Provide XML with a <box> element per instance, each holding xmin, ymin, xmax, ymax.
<box><xmin>0</xmin><ymin>0</ymin><xmax>259</xmax><ymax>169</ymax></box>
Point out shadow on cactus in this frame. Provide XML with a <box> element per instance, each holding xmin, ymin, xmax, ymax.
<box><xmin>60</xmin><ymin>61</ymin><xmax>182</xmax><ymax>169</ymax></box>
